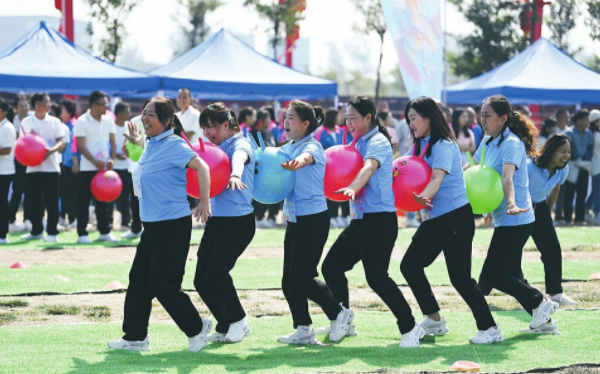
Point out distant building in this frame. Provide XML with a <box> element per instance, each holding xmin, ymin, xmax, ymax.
<box><xmin>0</xmin><ymin>16</ymin><xmax>91</xmax><ymax>52</ymax></box>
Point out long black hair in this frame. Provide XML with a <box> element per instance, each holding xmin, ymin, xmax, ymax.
<box><xmin>404</xmin><ymin>96</ymin><xmax>455</xmax><ymax>158</ymax></box>
<box><xmin>540</xmin><ymin>117</ymin><xmax>557</xmax><ymax>138</ymax></box>
<box><xmin>289</xmin><ymin>99</ymin><xmax>324</xmax><ymax>137</ymax></box>
<box><xmin>451</xmin><ymin>107</ymin><xmax>470</xmax><ymax>138</ymax></box>
<box><xmin>348</xmin><ymin>96</ymin><xmax>393</xmax><ymax>147</ymax></box>
<box><xmin>534</xmin><ymin>133</ymin><xmax>571</xmax><ymax>176</ymax></box>
<box><xmin>143</xmin><ymin>97</ymin><xmax>184</xmax><ymax>135</ymax></box>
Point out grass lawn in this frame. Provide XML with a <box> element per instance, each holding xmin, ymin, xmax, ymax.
<box><xmin>2</xmin><ymin>258</ymin><xmax>598</xmax><ymax>295</ymax></box>
<box><xmin>2</xmin><ymin>226</ymin><xmax>600</xmax><ymax>251</ymax></box>
<box><xmin>0</xmin><ymin>310</ymin><xmax>598</xmax><ymax>374</ymax></box>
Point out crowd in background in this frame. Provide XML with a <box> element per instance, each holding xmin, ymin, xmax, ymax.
<box><xmin>1</xmin><ymin>89</ymin><xmax>600</xmax><ymax>244</ymax></box>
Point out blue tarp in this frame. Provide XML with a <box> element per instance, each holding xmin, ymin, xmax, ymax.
<box><xmin>144</xmin><ymin>28</ymin><xmax>337</xmax><ymax>100</ymax></box>
<box><xmin>446</xmin><ymin>38</ymin><xmax>600</xmax><ymax>105</ymax></box>
<box><xmin>0</xmin><ymin>22</ymin><xmax>159</xmax><ymax>96</ymax></box>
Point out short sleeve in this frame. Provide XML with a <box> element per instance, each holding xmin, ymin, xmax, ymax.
<box><xmin>558</xmin><ymin>166</ymin><xmax>569</xmax><ymax>185</ymax></box>
<box><xmin>108</xmin><ymin>119</ymin><xmax>116</xmax><ymax>134</ymax></box>
<box><xmin>53</xmin><ymin>120</ymin><xmax>66</xmax><ymax>139</ymax></box>
<box><xmin>234</xmin><ymin>138</ymin><xmax>255</xmax><ymax>163</ymax></box>
<box><xmin>365</xmin><ymin>135</ymin><xmax>390</xmax><ymax>167</ymax></box>
<box><xmin>301</xmin><ymin>141</ymin><xmax>324</xmax><ymax>165</ymax></box>
<box><xmin>62</xmin><ymin>125</ymin><xmax>71</xmax><ymax>143</ymax></box>
<box><xmin>431</xmin><ymin>141</ymin><xmax>454</xmax><ymax>174</ymax></box>
<box><xmin>170</xmin><ymin>137</ymin><xmax>199</xmax><ymax>169</ymax></box>
<box><xmin>0</xmin><ymin>125</ymin><xmax>16</xmax><ymax>148</ymax></box>
<box><xmin>500</xmin><ymin>136</ymin><xmax>523</xmax><ymax>168</ymax></box>
<box><xmin>73</xmin><ymin>120</ymin><xmax>86</xmax><ymax>137</ymax></box>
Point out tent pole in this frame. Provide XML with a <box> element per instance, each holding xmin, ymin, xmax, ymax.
<box><xmin>334</xmin><ymin>95</ymin><xmax>339</xmax><ymax>108</ymax></box>
<box><xmin>443</xmin><ymin>0</ymin><xmax>447</xmax><ymax>105</ymax></box>
<box><xmin>274</xmin><ymin>100</ymin><xmax>281</xmax><ymax>116</ymax></box>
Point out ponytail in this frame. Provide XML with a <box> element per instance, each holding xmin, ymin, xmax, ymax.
<box><xmin>348</xmin><ymin>96</ymin><xmax>393</xmax><ymax>148</ymax></box>
<box><xmin>171</xmin><ymin>114</ymin><xmax>184</xmax><ymax>135</ymax></box>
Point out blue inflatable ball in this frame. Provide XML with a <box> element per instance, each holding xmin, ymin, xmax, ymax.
<box><xmin>249</xmin><ymin>132</ymin><xmax>296</xmax><ymax>204</ymax></box>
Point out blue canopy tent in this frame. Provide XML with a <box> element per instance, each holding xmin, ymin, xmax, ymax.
<box><xmin>446</xmin><ymin>38</ymin><xmax>600</xmax><ymax>105</ymax></box>
<box><xmin>0</xmin><ymin>22</ymin><xmax>159</xmax><ymax>96</ymax></box>
<box><xmin>144</xmin><ymin>29</ymin><xmax>337</xmax><ymax>101</ymax></box>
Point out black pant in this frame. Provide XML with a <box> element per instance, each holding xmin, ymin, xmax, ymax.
<box><xmin>401</xmin><ymin>204</ymin><xmax>496</xmax><ymax>331</ymax></box>
<box><xmin>0</xmin><ymin>174</ymin><xmax>13</xmax><ymax>239</ymax></box>
<box><xmin>76</xmin><ymin>171</ymin><xmax>112</xmax><ymax>236</ymax></box>
<box><xmin>60</xmin><ymin>165</ymin><xmax>78</xmax><ymax>223</ymax></box>
<box><xmin>283</xmin><ymin>211</ymin><xmax>342</xmax><ymax>328</ymax></box>
<box><xmin>27</xmin><ymin>172</ymin><xmax>59</xmax><ymax>236</ymax></box>
<box><xmin>123</xmin><ymin>215</ymin><xmax>203</xmax><ymax>341</ymax></box>
<box><xmin>327</xmin><ymin>199</ymin><xmax>340</xmax><ymax>218</ymax></box>
<box><xmin>9</xmin><ymin>160</ymin><xmax>29</xmax><ymax>223</ymax></box>
<box><xmin>113</xmin><ymin>169</ymin><xmax>131</xmax><ymax>225</ymax></box>
<box><xmin>253</xmin><ymin>200</ymin><xmax>279</xmax><ymax>220</ymax></box>
<box><xmin>479</xmin><ymin>222</ymin><xmax>543</xmax><ymax>315</ymax></box>
<box><xmin>194</xmin><ymin>213</ymin><xmax>255</xmax><ymax>333</ymax></box>
<box><xmin>564</xmin><ymin>169</ymin><xmax>589</xmax><ymax>223</ymax></box>
<box><xmin>130</xmin><ymin>176</ymin><xmax>142</xmax><ymax>233</ymax></box>
<box><xmin>322</xmin><ymin>212</ymin><xmax>416</xmax><ymax>334</ymax></box>
<box><xmin>530</xmin><ymin>201</ymin><xmax>564</xmax><ymax>294</ymax></box>
<box><xmin>554</xmin><ymin>184</ymin><xmax>566</xmax><ymax>219</ymax></box>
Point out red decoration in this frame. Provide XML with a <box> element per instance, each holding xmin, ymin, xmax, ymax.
<box><xmin>91</xmin><ymin>170</ymin><xmax>123</xmax><ymax>203</ymax></box>
<box><xmin>324</xmin><ymin>132</ymin><xmax>364</xmax><ymax>202</ymax></box>
<box><xmin>14</xmin><ymin>134</ymin><xmax>48</xmax><ymax>167</ymax></box>
<box><xmin>183</xmin><ymin>136</ymin><xmax>230</xmax><ymax>199</ymax></box>
<box><xmin>392</xmin><ymin>143</ymin><xmax>432</xmax><ymax>212</ymax></box>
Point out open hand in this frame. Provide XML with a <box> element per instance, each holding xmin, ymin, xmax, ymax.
<box><xmin>506</xmin><ymin>203</ymin><xmax>530</xmax><ymax>216</ymax></box>
<box><xmin>484</xmin><ymin>214</ymin><xmax>493</xmax><ymax>226</ymax></box>
<box><xmin>227</xmin><ymin>176</ymin><xmax>247</xmax><ymax>191</ymax></box>
<box><xmin>335</xmin><ymin>187</ymin><xmax>357</xmax><ymax>200</ymax></box>
<box><xmin>413</xmin><ymin>192</ymin><xmax>433</xmax><ymax>208</ymax></box>
<box><xmin>193</xmin><ymin>198</ymin><xmax>212</xmax><ymax>224</ymax></box>
<box><xmin>281</xmin><ymin>159</ymin><xmax>303</xmax><ymax>171</ymax></box>
<box><xmin>123</xmin><ymin>121</ymin><xmax>144</xmax><ymax>147</ymax></box>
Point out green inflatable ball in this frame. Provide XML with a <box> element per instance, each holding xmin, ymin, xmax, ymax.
<box><xmin>125</xmin><ymin>141</ymin><xmax>143</xmax><ymax>162</ymax></box>
<box><xmin>464</xmin><ymin>149</ymin><xmax>504</xmax><ymax>215</ymax></box>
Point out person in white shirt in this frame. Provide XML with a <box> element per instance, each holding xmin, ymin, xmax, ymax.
<box><xmin>0</xmin><ymin>99</ymin><xmax>17</xmax><ymax>244</ymax></box>
<box><xmin>176</xmin><ymin>88</ymin><xmax>207</xmax><ymax>144</ymax></box>
<box><xmin>112</xmin><ymin>102</ymin><xmax>133</xmax><ymax>230</ymax></box>
<box><xmin>8</xmin><ymin>95</ymin><xmax>32</xmax><ymax>233</ymax></box>
<box><xmin>74</xmin><ymin>91</ymin><xmax>117</xmax><ymax>244</ymax></box>
<box><xmin>19</xmin><ymin>93</ymin><xmax>66</xmax><ymax>242</ymax></box>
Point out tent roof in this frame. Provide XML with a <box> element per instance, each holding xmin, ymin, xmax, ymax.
<box><xmin>147</xmin><ymin>29</ymin><xmax>337</xmax><ymax>100</ymax></box>
<box><xmin>446</xmin><ymin>38</ymin><xmax>600</xmax><ymax>104</ymax></box>
<box><xmin>0</xmin><ymin>22</ymin><xmax>159</xmax><ymax>95</ymax></box>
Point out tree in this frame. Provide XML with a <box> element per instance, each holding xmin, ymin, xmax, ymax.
<box><xmin>350</xmin><ymin>0</ymin><xmax>387</xmax><ymax>101</ymax></box>
<box><xmin>448</xmin><ymin>0</ymin><xmax>528</xmax><ymax>78</ymax></box>
<box><xmin>175</xmin><ymin>0</ymin><xmax>223</xmax><ymax>56</ymax></box>
<box><xmin>546</xmin><ymin>0</ymin><xmax>580</xmax><ymax>55</ymax></box>
<box><xmin>586</xmin><ymin>0</ymin><xmax>600</xmax><ymax>41</ymax></box>
<box><xmin>244</xmin><ymin>0</ymin><xmax>305</xmax><ymax>60</ymax></box>
<box><xmin>86</xmin><ymin>0</ymin><xmax>140</xmax><ymax>63</ymax></box>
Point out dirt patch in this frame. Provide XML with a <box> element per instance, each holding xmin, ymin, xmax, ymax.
<box><xmin>0</xmin><ymin>281</ymin><xmax>597</xmax><ymax>327</ymax></box>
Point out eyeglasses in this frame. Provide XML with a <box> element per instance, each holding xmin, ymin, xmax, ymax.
<box><xmin>94</xmin><ymin>101</ymin><xmax>109</xmax><ymax>107</ymax></box>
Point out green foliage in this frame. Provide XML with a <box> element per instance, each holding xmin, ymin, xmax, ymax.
<box><xmin>39</xmin><ymin>304</ymin><xmax>80</xmax><ymax>315</ymax></box>
<box><xmin>546</xmin><ymin>0</ymin><xmax>581</xmax><ymax>55</ymax></box>
<box><xmin>175</xmin><ymin>0</ymin><xmax>223</xmax><ymax>56</ymax></box>
<box><xmin>586</xmin><ymin>0</ymin><xmax>600</xmax><ymax>41</ymax></box>
<box><xmin>448</xmin><ymin>0</ymin><xmax>529</xmax><ymax>78</ymax></box>
<box><xmin>86</xmin><ymin>0</ymin><xmax>140</xmax><ymax>63</ymax></box>
<box><xmin>588</xmin><ymin>54</ymin><xmax>600</xmax><ymax>72</ymax></box>
<box><xmin>0</xmin><ymin>300</ymin><xmax>28</xmax><ymax>308</ymax></box>
<box><xmin>0</xmin><ymin>312</ymin><xmax>16</xmax><ymax>325</ymax></box>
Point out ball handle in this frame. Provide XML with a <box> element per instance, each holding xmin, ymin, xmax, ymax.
<box><xmin>466</xmin><ymin>152</ymin><xmax>475</xmax><ymax>167</ymax></box>
<box><xmin>256</xmin><ymin>132</ymin><xmax>266</xmax><ymax>151</ymax></box>
<box><xmin>480</xmin><ymin>147</ymin><xmax>486</xmax><ymax>167</ymax></box>
<box><xmin>247</xmin><ymin>134</ymin><xmax>259</xmax><ymax>150</ymax></box>
<box><xmin>342</xmin><ymin>131</ymin><xmax>347</xmax><ymax>146</ymax></box>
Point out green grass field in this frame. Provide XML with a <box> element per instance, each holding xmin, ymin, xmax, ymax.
<box><xmin>0</xmin><ymin>310</ymin><xmax>598</xmax><ymax>374</ymax></box>
<box><xmin>2</xmin><ymin>258</ymin><xmax>598</xmax><ymax>295</ymax></box>
<box><xmin>2</xmin><ymin>226</ymin><xmax>600</xmax><ymax>251</ymax></box>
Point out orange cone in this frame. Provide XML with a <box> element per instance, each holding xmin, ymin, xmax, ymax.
<box><xmin>590</xmin><ymin>272</ymin><xmax>600</xmax><ymax>280</ymax></box>
<box><xmin>105</xmin><ymin>281</ymin><xmax>126</xmax><ymax>290</ymax></box>
<box><xmin>8</xmin><ymin>261</ymin><xmax>28</xmax><ymax>269</ymax></box>
<box><xmin>450</xmin><ymin>361</ymin><xmax>481</xmax><ymax>372</ymax></box>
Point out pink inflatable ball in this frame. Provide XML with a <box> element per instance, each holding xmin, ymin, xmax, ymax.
<box><xmin>14</xmin><ymin>134</ymin><xmax>48</xmax><ymax>166</ymax></box>
<box><xmin>392</xmin><ymin>143</ymin><xmax>432</xmax><ymax>212</ymax></box>
<box><xmin>91</xmin><ymin>170</ymin><xmax>123</xmax><ymax>203</ymax></box>
<box><xmin>324</xmin><ymin>132</ymin><xmax>364</xmax><ymax>202</ymax></box>
<box><xmin>183</xmin><ymin>135</ymin><xmax>230</xmax><ymax>199</ymax></box>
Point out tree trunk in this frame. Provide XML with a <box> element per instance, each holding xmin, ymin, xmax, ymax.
<box><xmin>375</xmin><ymin>33</ymin><xmax>384</xmax><ymax>101</ymax></box>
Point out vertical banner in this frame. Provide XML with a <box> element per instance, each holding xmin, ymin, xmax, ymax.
<box><xmin>380</xmin><ymin>0</ymin><xmax>444</xmax><ymax>101</ymax></box>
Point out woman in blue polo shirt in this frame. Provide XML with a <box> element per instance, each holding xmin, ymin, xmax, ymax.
<box><xmin>468</xmin><ymin>95</ymin><xmax>560</xmax><ymax>334</ymax></box>
<box><xmin>277</xmin><ymin>100</ymin><xmax>353</xmax><ymax>345</ymax></box>
<box><xmin>399</xmin><ymin>96</ymin><xmax>503</xmax><ymax>345</ymax></box>
<box><xmin>320</xmin><ymin>96</ymin><xmax>420</xmax><ymax>348</ymax></box>
<box><xmin>193</xmin><ymin>103</ymin><xmax>256</xmax><ymax>344</ymax></box>
<box><xmin>527</xmin><ymin>134</ymin><xmax>577</xmax><ymax>311</ymax></box>
<box><xmin>108</xmin><ymin>97</ymin><xmax>213</xmax><ymax>353</ymax></box>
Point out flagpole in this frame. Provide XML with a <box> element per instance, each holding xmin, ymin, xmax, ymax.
<box><xmin>443</xmin><ymin>0</ymin><xmax>448</xmax><ymax>105</ymax></box>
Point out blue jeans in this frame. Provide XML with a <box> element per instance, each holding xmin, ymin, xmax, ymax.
<box><xmin>588</xmin><ymin>173</ymin><xmax>600</xmax><ymax>216</ymax></box>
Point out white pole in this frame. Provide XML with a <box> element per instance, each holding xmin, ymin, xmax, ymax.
<box><xmin>334</xmin><ymin>95</ymin><xmax>339</xmax><ymax>108</ymax></box>
<box><xmin>443</xmin><ymin>0</ymin><xmax>448</xmax><ymax>105</ymax></box>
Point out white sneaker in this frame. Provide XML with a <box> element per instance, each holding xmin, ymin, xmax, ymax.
<box><xmin>42</xmin><ymin>219</ymin><xmax>47</xmax><ymax>230</ymax></box>
<box><xmin>24</xmin><ymin>220</ymin><xmax>32</xmax><ymax>231</ymax></box>
<box><xmin>315</xmin><ymin>321</ymin><xmax>358</xmax><ymax>336</ymax></box>
<box><xmin>224</xmin><ymin>318</ymin><xmax>250</xmax><ymax>343</ymax></box>
<box><xmin>20</xmin><ymin>233</ymin><xmax>43</xmax><ymax>240</ymax></box>
<box><xmin>278</xmin><ymin>326</ymin><xmax>317</xmax><ymax>345</ymax></box>
<box><xmin>520</xmin><ymin>320</ymin><xmax>560</xmax><ymax>335</ymax></box>
<box><xmin>188</xmin><ymin>318</ymin><xmax>212</xmax><ymax>352</ymax></box>
<box><xmin>44</xmin><ymin>235</ymin><xmax>58</xmax><ymax>243</ymax></box>
<box><xmin>68</xmin><ymin>219</ymin><xmax>78</xmax><ymax>229</ymax></box>
<box><xmin>256</xmin><ymin>218</ymin><xmax>275</xmax><ymax>229</ymax></box>
<box><xmin>335</xmin><ymin>216</ymin><xmax>347</xmax><ymax>228</ymax></box>
<box><xmin>207</xmin><ymin>331</ymin><xmax>227</xmax><ymax>342</ymax></box>
<box><xmin>330</xmin><ymin>217</ymin><xmax>341</xmax><ymax>228</ymax></box>
<box><xmin>548</xmin><ymin>293</ymin><xmax>578</xmax><ymax>306</ymax></box>
<box><xmin>121</xmin><ymin>229</ymin><xmax>143</xmax><ymax>239</ymax></box>
<box><xmin>399</xmin><ymin>322</ymin><xmax>425</xmax><ymax>348</ymax></box>
<box><xmin>531</xmin><ymin>297</ymin><xmax>559</xmax><ymax>329</ymax></box>
<box><xmin>98</xmin><ymin>233</ymin><xmax>118</xmax><ymax>243</ymax></box>
<box><xmin>330</xmin><ymin>304</ymin><xmax>354</xmax><ymax>342</ymax></box>
<box><xmin>0</xmin><ymin>238</ymin><xmax>8</xmax><ymax>244</ymax></box>
<box><xmin>405</xmin><ymin>218</ymin><xmax>421</xmax><ymax>228</ymax></box>
<box><xmin>9</xmin><ymin>222</ymin><xmax>25</xmax><ymax>232</ymax></box>
<box><xmin>470</xmin><ymin>324</ymin><xmax>505</xmax><ymax>344</ymax></box>
<box><xmin>58</xmin><ymin>217</ymin><xmax>68</xmax><ymax>227</ymax></box>
<box><xmin>419</xmin><ymin>316</ymin><xmax>449</xmax><ymax>336</ymax></box>
<box><xmin>108</xmin><ymin>336</ymin><xmax>150</xmax><ymax>351</ymax></box>
<box><xmin>77</xmin><ymin>235</ymin><xmax>93</xmax><ymax>244</ymax></box>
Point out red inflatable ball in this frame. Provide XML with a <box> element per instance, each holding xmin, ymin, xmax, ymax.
<box><xmin>324</xmin><ymin>132</ymin><xmax>364</xmax><ymax>202</ymax></box>
<box><xmin>392</xmin><ymin>143</ymin><xmax>432</xmax><ymax>212</ymax></box>
<box><xmin>91</xmin><ymin>170</ymin><xmax>123</xmax><ymax>203</ymax></box>
<box><xmin>183</xmin><ymin>135</ymin><xmax>230</xmax><ymax>199</ymax></box>
<box><xmin>14</xmin><ymin>134</ymin><xmax>48</xmax><ymax>167</ymax></box>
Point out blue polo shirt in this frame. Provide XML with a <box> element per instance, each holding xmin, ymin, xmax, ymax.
<box><xmin>211</xmin><ymin>132</ymin><xmax>255</xmax><ymax>217</ymax></box>
<box><xmin>355</xmin><ymin>127</ymin><xmax>396</xmax><ymax>213</ymax></box>
<box><xmin>135</xmin><ymin>130</ymin><xmax>199</xmax><ymax>222</ymax></box>
<box><xmin>315</xmin><ymin>126</ymin><xmax>342</xmax><ymax>150</ymax></box>
<box><xmin>527</xmin><ymin>158</ymin><xmax>569</xmax><ymax>204</ymax></box>
<box><xmin>281</xmin><ymin>134</ymin><xmax>328</xmax><ymax>217</ymax></box>
<box><xmin>474</xmin><ymin>127</ymin><xmax>534</xmax><ymax>227</ymax></box>
<box><xmin>406</xmin><ymin>136</ymin><xmax>470</xmax><ymax>219</ymax></box>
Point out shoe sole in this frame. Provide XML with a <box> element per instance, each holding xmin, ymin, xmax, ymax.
<box><xmin>470</xmin><ymin>335</ymin><xmax>505</xmax><ymax>344</ymax></box>
<box><xmin>520</xmin><ymin>328</ymin><xmax>560</xmax><ymax>335</ymax></box>
<box><xmin>108</xmin><ymin>343</ymin><xmax>150</xmax><ymax>351</ymax></box>
<box><xmin>278</xmin><ymin>337</ymin><xmax>317</xmax><ymax>345</ymax></box>
<box><xmin>530</xmin><ymin>303</ymin><xmax>559</xmax><ymax>329</ymax></box>
<box><xmin>422</xmin><ymin>326</ymin><xmax>449</xmax><ymax>336</ymax></box>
